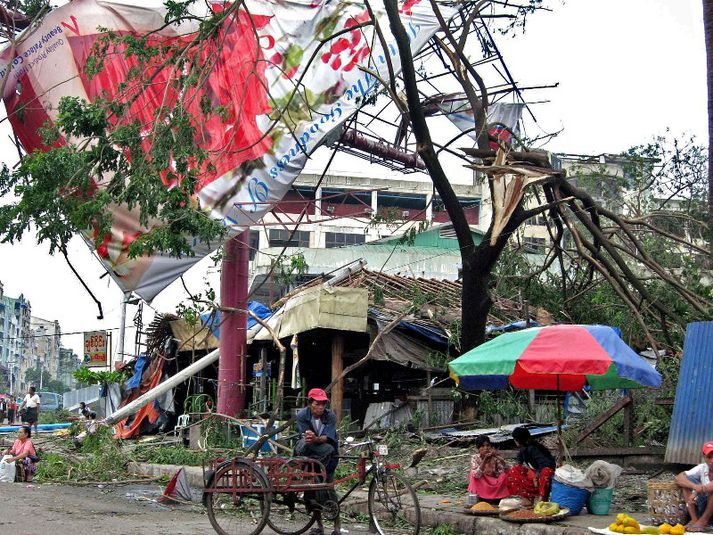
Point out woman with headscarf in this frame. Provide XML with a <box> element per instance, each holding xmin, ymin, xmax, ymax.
<box><xmin>505</xmin><ymin>427</ymin><xmax>556</xmax><ymax>505</ymax></box>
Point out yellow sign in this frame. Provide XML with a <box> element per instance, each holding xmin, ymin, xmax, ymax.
<box><xmin>83</xmin><ymin>331</ymin><xmax>108</xmax><ymax>368</ymax></box>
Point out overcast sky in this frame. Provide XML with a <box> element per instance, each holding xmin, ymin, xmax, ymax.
<box><xmin>0</xmin><ymin>0</ymin><xmax>707</xmax><ymax>363</ymax></box>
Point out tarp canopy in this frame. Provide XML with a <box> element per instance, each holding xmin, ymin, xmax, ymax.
<box><xmin>369</xmin><ymin>318</ymin><xmax>442</xmax><ymax>372</ymax></box>
<box><xmin>252</xmin><ymin>287</ymin><xmax>369</xmax><ymax>341</ymax></box>
<box><xmin>168</xmin><ymin>287</ymin><xmax>446</xmax><ymax>372</ymax></box>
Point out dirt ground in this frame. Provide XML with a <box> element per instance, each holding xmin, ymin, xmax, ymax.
<box><xmin>0</xmin><ymin>482</ymin><xmax>374</xmax><ymax>535</ymax></box>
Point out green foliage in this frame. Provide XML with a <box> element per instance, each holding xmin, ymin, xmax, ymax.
<box><xmin>132</xmin><ymin>445</ymin><xmax>212</xmax><ymax>466</ymax></box>
<box><xmin>37</xmin><ymin>427</ymin><xmax>130</xmax><ymax>482</ymax></box>
<box><xmin>476</xmin><ymin>389</ymin><xmax>532</xmax><ymax>425</ymax></box>
<box><xmin>39</xmin><ymin>409</ymin><xmax>73</xmax><ymax>424</ymax></box>
<box><xmin>73</xmin><ymin>367</ymin><xmax>128</xmax><ymax>386</ymax></box>
<box><xmin>24</xmin><ymin>367</ymin><xmax>69</xmax><ymax>393</ymax></box>
<box><xmin>15</xmin><ymin>0</ymin><xmax>49</xmax><ymax>20</ymax></box>
<box><xmin>0</xmin><ymin>1</ymin><xmax>242</xmax><ymax>261</ymax></box>
<box><xmin>272</xmin><ymin>252</ymin><xmax>309</xmax><ymax>287</ymax></box>
<box><xmin>429</xmin><ymin>524</ymin><xmax>460</xmax><ymax>535</ymax></box>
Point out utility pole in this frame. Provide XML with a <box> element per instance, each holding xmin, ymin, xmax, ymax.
<box><xmin>8</xmin><ymin>360</ymin><xmax>15</xmax><ymax>396</ymax></box>
<box><xmin>217</xmin><ymin>232</ymin><xmax>249</xmax><ymax>417</ymax></box>
<box><xmin>116</xmin><ymin>291</ymin><xmax>130</xmax><ymax>366</ymax></box>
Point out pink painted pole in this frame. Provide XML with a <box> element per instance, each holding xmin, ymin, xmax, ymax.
<box><xmin>218</xmin><ymin>231</ymin><xmax>249</xmax><ymax>416</ymax></box>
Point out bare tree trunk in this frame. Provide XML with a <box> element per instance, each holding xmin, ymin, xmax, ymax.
<box><xmin>385</xmin><ymin>1</ymin><xmax>531</xmax><ymax>351</ymax></box>
<box><xmin>704</xmin><ymin>0</ymin><xmax>713</xmax><ymax>262</ymax></box>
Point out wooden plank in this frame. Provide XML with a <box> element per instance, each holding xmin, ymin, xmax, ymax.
<box><xmin>576</xmin><ymin>395</ymin><xmax>632</xmax><ymax>444</ymax></box>
<box><xmin>331</xmin><ymin>335</ymin><xmax>344</xmax><ymax>423</ymax></box>
<box><xmin>623</xmin><ymin>394</ymin><xmax>634</xmax><ymax>447</ymax></box>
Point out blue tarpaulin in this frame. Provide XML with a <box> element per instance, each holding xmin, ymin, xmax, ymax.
<box><xmin>125</xmin><ymin>354</ymin><xmax>148</xmax><ymax>390</ymax></box>
<box><xmin>200</xmin><ymin>301</ymin><xmax>273</xmax><ymax>339</ymax></box>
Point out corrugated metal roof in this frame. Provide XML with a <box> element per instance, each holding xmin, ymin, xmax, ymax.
<box><xmin>665</xmin><ymin>322</ymin><xmax>713</xmax><ymax>464</ymax></box>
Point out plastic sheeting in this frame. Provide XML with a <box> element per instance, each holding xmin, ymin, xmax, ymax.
<box><xmin>125</xmin><ymin>354</ymin><xmax>148</xmax><ymax>390</ymax></box>
<box><xmin>114</xmin><ymin>356</ymin><xmax>164</xmax><ymax>439</ymax></box>
<box><xmin>369</xmin><ymin>319</ymin><xmax>441</xmax><ymax>371</ymax></box>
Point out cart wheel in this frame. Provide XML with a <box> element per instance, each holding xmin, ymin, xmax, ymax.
<box><xmin>203</xmin><ymin>459</ymin><xmax>271</xmax><ymax>535</ymax></box>
<box><xmin>321</xmin><ymin>499</ymin><xmax>340</xmax><ymax>522</ymax></box>
<box><xmin>368</xmin><ymin>471</ymin><xmax>421</xmax><ymax>535</ymax></box>
<box><xmin>265</xmin><ymin>492</ymin><xmax>318</xmax><ymax>535</ymax></box>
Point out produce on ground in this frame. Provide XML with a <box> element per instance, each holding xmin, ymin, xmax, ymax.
<box><xmin>534</xmin><ymin>501</ymin><xmax>561</xmax><ymax>516</ymax></box>
<box><xmin>608</xmin><ymin>515</ymin><xmax>686</xmax><ymax>535</ymax></box>
<box><xmin>609</xmin><ymin>513</ymin><xmax>642</xmax><ymax>533</ymax></box>
<box><xmin>658</xmin><ymin>523</ymin><xmax>685</xmax><ymax>535</ymax></box>
<box><xmin>471</xmin><ymin>502</ymin><xmax>497</xmax><ymax>511</ymax></box>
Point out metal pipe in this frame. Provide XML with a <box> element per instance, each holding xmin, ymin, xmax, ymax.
<box><xmin>104</xmin><ymin>349</ymin><xmax>219</xmax><ymax>425</ymax></box>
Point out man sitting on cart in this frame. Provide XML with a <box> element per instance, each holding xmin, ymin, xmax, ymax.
<box><xmin>295</xmin><ymin>388</ymin><xmax>341</xmax><ymax>535</ymax></box>
<box><xmin>295</xmin><ymin>388</ymin><xmax>339</xmax><ymax>479</ymax></box>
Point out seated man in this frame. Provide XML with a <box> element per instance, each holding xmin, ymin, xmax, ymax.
<box><xmin>295</xmin><ymin>388</ymin><xmax>339</xmax><ymax>479</ymax></box>
<box><xmin>294</xmin><ymin>388</ymin><xmax>340</xmax><ymax>535</ymax></box>
<box><xmin>675</xmin><ymin>441</ymin><xmax>713</xmax><ymax>532</ymax></box>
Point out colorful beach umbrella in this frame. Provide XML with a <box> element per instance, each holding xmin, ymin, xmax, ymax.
<box><xmin>449</xmin><ymin>324</ymin><xmax>662</xmax><ymax>392</ymax></box>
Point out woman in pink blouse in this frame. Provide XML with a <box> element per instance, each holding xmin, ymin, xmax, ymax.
<box><xmin>3</xmin><ymin>425</ymin><xmax>37</xmax><ymax>482</ymax></box>
<box><xmin>469</xmin><ymin>435</ymin><xmax>509</xmax><ymax>501</ymax></box>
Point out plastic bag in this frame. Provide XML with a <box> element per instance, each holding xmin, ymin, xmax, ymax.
<box><xmin>0</xmin><ymin>455</ymin><xmax>16</xmax><ymax>483</ymax></box>
<box><xmin>585</xmin><ymin>460</ymin><xmax>623</xmax><ymax>488</ymax></box>
<box><xmin>554</xmin><ymin>464</ymin><xmax>592</xmax><ymax>488</ymax></box>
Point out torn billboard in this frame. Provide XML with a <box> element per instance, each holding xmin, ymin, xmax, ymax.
<box><xmin>425</xmin><ymin>94</ymin><xmax>524</xmax><ymax>149</ymax></box>
<box><xmin>1</xmin><ymin>0</ymin><xmax>451</xmax><ymax>301</ymax></box>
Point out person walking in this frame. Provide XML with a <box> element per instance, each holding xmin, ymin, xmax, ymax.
<box><xmin>19</xmin><ymin>386</ymin><xmax>40</xmax><ymax>435</ymax></box>
<box><xmin>7</xmin><ymin>395</ymin><xmax>17</xmax><ymax>425</ymax></box>
<box><xmin>0</xmin><ymin>396</ymin><xmax>6</xmax><ymax>425</ymax></box>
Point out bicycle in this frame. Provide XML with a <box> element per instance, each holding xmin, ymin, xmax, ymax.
<box><xmin>203</xmin><ymin>437</ymin><xmax>421</xmax><ymax>535</ymax></box>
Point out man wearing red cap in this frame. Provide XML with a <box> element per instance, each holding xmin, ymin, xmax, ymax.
<box><xmin>295</xmin><ymin>388</ymin><xmax>340</xmax><ymax>535</ymax></box>
<box><xmin>295</xmin><ymin>388</ymin><xmax>339</xmax><ymax>477</ymax></box>
<box><xmin>675</xmin><ymin>441</ymin><xmax>713</xmax><ymax>531</ymax></box>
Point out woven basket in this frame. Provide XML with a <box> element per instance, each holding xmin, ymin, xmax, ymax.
<box><xmin>647</xmin><ymin>480</ymin><xmax>687</xmax><ymax>525</ymax></box>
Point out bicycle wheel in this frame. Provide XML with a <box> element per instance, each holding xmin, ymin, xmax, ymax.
<box><xmin>368</xmin><ymin>471</ymin><xmax>421</xmax><ymax>535</ymax></box>
<box><xmin>265</xmin><ymin>492</ymin><xmax>318</xmax><ymax>535</ymax></box>
<box><xmin>203</xmin><ymin>459</ymin><xmax>271</xmax><ymax>535</ymax></box>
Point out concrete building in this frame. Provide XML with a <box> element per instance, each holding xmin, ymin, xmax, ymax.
<box><xmin>58</xmin><ymin>347</ymin><xmax>80</xmax><ymax>390</ymax></box>
<box><xmin>0</xmin><ymin>281</ymin><xmax>32</xmax><ymax>394</ymax></box>
<box><xmin>248</xmin><ymin>172</ymin><xmax>482</xmax><ymax>302</ymax></box>
<box><xmin>247</xmin><ymin>151</ymin><xmax>688</xmax><ymax>301</ymax></box>
<box><xmin>30</xmin><ymin>316</ymin><xmax>62</xmax><ymax>388</ymax></box>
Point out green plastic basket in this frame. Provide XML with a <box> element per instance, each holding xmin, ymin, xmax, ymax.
<box><xmin>588</xmin><ymin>487</ymin><xmax>614</xmax><ymax>515</ymax></box>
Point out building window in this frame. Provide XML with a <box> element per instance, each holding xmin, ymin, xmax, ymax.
<box><xmin>523</xmin><ymin>237</ymin><xmax>546</xmax><ymax>254</ymax></box>
<box><xmin>248</xmin><ymin>230</ymin><xmax>260</xmax><ymax>261</ymax></box>
<box><xmin>268</xmin><ymin>229</ymin><xmax>310</xmax><ymax>248</ymax></box>
<box><xmin>526</xmin><ymin>215</ymin><xmax>547</xmax><ymax>226</ymax></box>
<box><xmin>325</xmin><ymin>232</ymin><xmax>366</xmax><ymax>249</ymax></box>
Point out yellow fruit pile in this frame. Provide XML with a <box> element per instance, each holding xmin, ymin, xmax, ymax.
<box><xmin>609</xmin><ymin>514</ymin><xmax>642</xmax><ymax>533</ymax></box>
<box><xmin>658</xmin><ymin>523</ymin><xmax>686</xmax><ymax>535</ymax></box>
<box><xmin>608</xmin><ymin>517</ymin><xmax>686</xmax><ymax>535</ymax></box>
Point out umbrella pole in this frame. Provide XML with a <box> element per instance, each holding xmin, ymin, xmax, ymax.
<box><xmin>557</xmin><ymin>375</ymin><xmax>563</xmax><ymax>463</ymax></box>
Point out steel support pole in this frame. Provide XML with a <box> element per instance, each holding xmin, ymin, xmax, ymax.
<box><xmin>218</xmin><ymin>232</ymin><xmax>249</xmax><ymax>417</ymax></box>
<box><xmin>116</xmin><ymin>291</ymin><xmax>130</xmax><ymax>366</ymax></box>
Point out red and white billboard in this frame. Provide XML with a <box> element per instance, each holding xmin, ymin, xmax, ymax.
<box><xmin>1</xmin><ymin>0</ymin><xmax>450</xmax><ymax>300</ymax></box>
